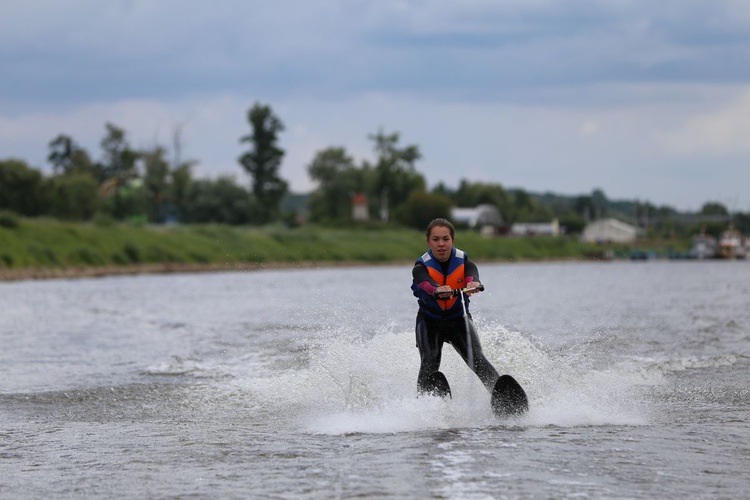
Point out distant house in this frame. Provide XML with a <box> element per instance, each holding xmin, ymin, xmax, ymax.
<box><xmin>351</xmin><ymin>193</ymin><xmax>369</xmax><ymax>221</ymax></box>
<box><xmin>509</xmin><ymin>219</ymin><xmax>560</xmax><ymax>237</ymax></box>
<box><xmin>451</xmin><ymin>204</ymin><xmax>503</xmax><ymax>234</ymax></box>
<box><xmin>581</xmin><ymin>218</ymin><xmax>637</xmax><ymax>243</ymax></box>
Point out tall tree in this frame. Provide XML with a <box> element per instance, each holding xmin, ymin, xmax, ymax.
<box><xmin>171</xmin><ymin>163</ymin><xmax>193</xmax><ymax>223</ymax></box>
<box><xmin>238</xmin><ymin>103</ymin><xmax>288</xmax><ymax>224</ymax></box>
<box><xmin>167</xmin><ymin>126</ymin><xmax>198</xmax><ymax>223</ymax></box>
<box><xmin>99</xmin><ymin>123</ymin><xmax>139</xmax><ymax>183</ymax></box>
<box><xmin>141</xmin><ymin>146</ymin><xmax>171</xmax><ymax>223</ymax></box>
<box><xmin>47</xmin><ymin>134</ymin><xmax>96</xmax><ymax>178</ymax></box>
<box><xmin>307</xmin><ymin>147</ymin><xmax>361</xmax><ymax>223</ymax></box>
<box><xmin>590</xmin><ymin>188</ymin><xmax>609</xmax><ymax>219</ymax></box>
<box><xmin>367</xmin><ymin>129</ymin><xmax>425</xmax><ymax>222</ymax></box>
<box><xmin>0</xmin><ymin>159</ymin><xmax>45</xmax><ymax>216</ymax></box>
<box><xmin>574</xmin><ymin>195</ymin><xmax>596</xmax><ymax>221</ymax></box>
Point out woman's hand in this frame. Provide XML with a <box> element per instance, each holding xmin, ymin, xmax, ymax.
<box><xmin>464</xmin><ymin>281</ymin><xmax>482</xmax><ymax>295</ymax></box>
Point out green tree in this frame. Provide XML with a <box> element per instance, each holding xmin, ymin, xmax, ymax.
<box><xmin>574</xmin><ymin>195</ymin><xmax>595</xmax><ymax>220</ymax></box>
<box><xmin>0</xmin><ymin>159</ymin><xmax>45</xmax><ymax>216</ymax></box>
<box><xmin>558</xmin><ymin>213</ymin><xmax>586</xmax><ymax>234</ymax></box>
<box><xmin>700</xmin><ymin>201</ymin><xmax>729</xmax><ymax>216</ymax></box>
<box><xmin>47</xmin><ymin>134</ymin><xmax>97</xmax><ymax>178</ymax></box>
<box><xmin>733</xmin><ymin>211</ymin><xmax>750</xmax><ymax>234</ymax></box>
<box><xmin>141</xmin><ymin>146</ymin><xmax>171</xmax><ymax>223</ymax></box>
<box><xmin>366</xmin><ymin>129</ymin><xmax>425</xmax><ymax>222</ymax></box>
<box><xmin>99</xmin><ymin>123</ymin><xmax>139</xmax><ymax>183</ymax></box>
<box><xmin>453</xmin><ymin>180</ymin><xmax>510</xmax><ymax>209</ymax></box>
<box><xmin>44</xmin><ymin>173</ymin><xmax>99</xmax><ymax>220</ymax></box>
<box><xmin>171</xmin><ymin>163</ymin><xmax>193</xmax><ymax>223</ymax></box>
<box><xmin>431</xmin><ymin>181</ymin><xmax>454</xmax><ymax>199</ymax></box>
<box><xmin>396</xmin><ymin>190</ymin><xmax>454</xmax><ymax>229</ymax></box>
<box><xmin>509</xmin><ymin>188</ymin><xmax>553</xmax><ymax>223</ymax></box>
<box><xmin>238</xmin><ymin>103</ymin><xmax>288</xmax><ymax>224</ymax></box>
<box><xmin>165</xmin><ymin>126</ymin><xmax>198</xmax><ymax>223</ymax></box>
<box><xmin>182</xmin><ymin>177</ymin><xmax>255</xmax><ymax>224</ymax></box>
<box><xmin>94</xmin><ymin>124</ymin><xmax>146</xmax><ymax>220</ymax></box>
<box><xmin>98</xmin><ymin>178</ymin><xmax>148</xmax><ymax>221</ymax></box>
<box><xmin>590</xmin><ymin>188</ymin><xmax>609</xmax><ymax>219</ymax></box>
<box><xmin>307</xmin><ymin>147</ymin><xmax>361</xmax><ymax>223</ymax></box>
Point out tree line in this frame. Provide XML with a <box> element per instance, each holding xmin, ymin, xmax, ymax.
<box><xmin>0</xmin><ymin>104</ymin><xmax>290</xmax><ymax>226</ymax></box>
<box><xmin>1</xmin><ymin>102</ymin><xmax>748</xmax><ymax>238</ymax></box>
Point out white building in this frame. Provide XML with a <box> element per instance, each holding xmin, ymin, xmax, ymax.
<box><xmin>580</xmin><ymin>218</ymin><xmax>637</xmax><ymax>243</ymax></box>
<box><xmin>451</xmin><ymin>204</ymin><xmax>503</xmax><ymax>234</ymax></box>
<box><xmin>509</xmin><ymin>219</ymin><xmax>560</xmax><ymax>237</ymax></box>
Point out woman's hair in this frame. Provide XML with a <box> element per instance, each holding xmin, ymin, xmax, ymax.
<box><xmin>425</xmin><ymin>218</ymin><xmax>455</xmax><ymax>240</ymax></box>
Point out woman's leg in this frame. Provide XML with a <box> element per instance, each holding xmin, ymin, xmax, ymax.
<box><xmin>415</xmin><ymin>315</ymin><xmax>444</xmax><ymax>394</ymax></box>
<box><xmin>450</xmin><ymin>317</ymin><xmax>500</xmax><ymax>392</ymax></box>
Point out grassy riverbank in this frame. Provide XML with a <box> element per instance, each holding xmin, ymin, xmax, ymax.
<box><xmin>0</xmin><ymin>216</ymin><xmax>643</xmax><ymax>281</ymax></box>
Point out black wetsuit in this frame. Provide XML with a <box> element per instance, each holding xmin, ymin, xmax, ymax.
<box><xmin>412</xmin><ymin>257</ymin><xmax>500</xmax><ymax>394</ymax></box>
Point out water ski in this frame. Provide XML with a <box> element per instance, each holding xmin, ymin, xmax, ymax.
<box><xmin>421</xmin><ymin>371</ymin><xmax>452</xmax><ymax>399</ymax></box>
<box><xmin>491</xmin><ymin>375</ymin><xmax>528</xmax><ymax>417</ymax></box>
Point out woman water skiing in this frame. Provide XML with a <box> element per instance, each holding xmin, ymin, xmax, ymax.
<box><xmin>411</xmin><ymin>218</ymin><xmax>528</xmax><ymax>415</ymax></box>
<box><xmin>411</xmin><ymin>218</ymin><xmax>499</xmax><ymax>393</ymax></box>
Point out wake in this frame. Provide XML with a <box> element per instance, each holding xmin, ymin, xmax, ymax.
<box><xmin>244</xmin><ymin>319</ymin><xmax>660</xmax><ymax>434</ymax></box>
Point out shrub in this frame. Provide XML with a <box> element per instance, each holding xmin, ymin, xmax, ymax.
<box><xmin>69</xmin><ymin>247</ymin><xmax>106</xmax><ymax>266</ymax></box>
<box><xmin>0</xmin><ymin>210</ymin><xmax>19</xmax><ymax>228</ymax></box>
<box><xmin>93</xmin><ymin>213</ymin><xmax>116</xmax><ymax>227</ymax></box>
<box><xmin>26</xmin><ymin>243</ymin><xmax>58</xmax><ymax>265</ymax></box>
<box><xmin>123</xmin><ymin>243</ymin><xmax>141</xmax><ymax>263</ymax></box>
<box><xmin>0</xmin><ymin>254</ymin><xmax>13</xmax><ymax>267</ymax></box>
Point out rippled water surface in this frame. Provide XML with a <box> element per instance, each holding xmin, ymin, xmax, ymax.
<box><xmin>1</xmin><ymin>261</ymin><xmax>749</xmax><ymax>498</ymax></box>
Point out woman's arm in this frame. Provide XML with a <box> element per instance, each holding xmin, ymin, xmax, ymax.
<box><xmin>412</xmin><ymin>262</ymin><xmax>439</xmax><ymax>294</ymax></box>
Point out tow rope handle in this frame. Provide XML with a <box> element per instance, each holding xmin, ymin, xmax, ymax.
<box><xmin>432</xmin><ymin>284</ymin><xmax>485</xmax><ymax>299</ymax></box>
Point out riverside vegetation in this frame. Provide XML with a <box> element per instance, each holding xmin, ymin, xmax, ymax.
<box><xmin>0</xmin><ymin>213</ymin><xmax>654</xmax><ymax>281</ymax></box>
<box><xmin>3</xmin><ymin>103</ymin><xmax>744</xmax><ymax>275</ymax></box>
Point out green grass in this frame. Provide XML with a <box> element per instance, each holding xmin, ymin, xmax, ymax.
<box><xmin>0</xmin><ymin>217</ymin><xmax>645</xmax><ymax>271</ymax></box>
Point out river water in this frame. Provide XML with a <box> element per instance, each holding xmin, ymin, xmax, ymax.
<box><xmin>1</xmin><ymin>261</ymin><xmax>748</xmax><ymax>499</ymax></box>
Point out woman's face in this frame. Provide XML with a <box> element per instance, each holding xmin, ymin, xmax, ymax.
<box><xmin>427</xmin><ymin>225</ymin><xmax>453</xmax><ymax>262</ymax></box>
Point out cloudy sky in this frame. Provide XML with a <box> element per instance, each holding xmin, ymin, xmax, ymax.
<box><xmin>2</xmin><ymin>0</ymin><xmax>750</xmax><ymax>211</ymax></box>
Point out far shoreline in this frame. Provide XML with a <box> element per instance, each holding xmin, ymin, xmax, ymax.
<box><xmin>0</xmin><ymin>257</ymin><xmax>597</xmax><ymax>283</ymax></box>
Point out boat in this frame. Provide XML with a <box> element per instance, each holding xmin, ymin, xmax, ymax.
<box><xmin>689</xmin><ymin>232</ymin><xmax>717</xmax><ymax>259</ymax></box>
<box><xmin>717</xmin><ymin>229</ymin><xmax>746</xmax><ymax>259</ymax></box>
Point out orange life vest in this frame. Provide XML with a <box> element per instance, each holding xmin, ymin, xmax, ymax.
<box><xmin>414</xmin><ymin>248</ymin><xmax>467</xmax><ymax>318</ymax></box>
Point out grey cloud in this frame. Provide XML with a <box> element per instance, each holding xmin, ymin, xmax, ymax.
<box><xmin>3</xmin><ymin>0</ymin><xmax>750</xmax><ymax>108</ymax></box>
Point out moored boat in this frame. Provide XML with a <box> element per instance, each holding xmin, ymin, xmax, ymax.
<box><xmin>689</xmin><ymin>232</ymin><xmax>717</xmax><ymax>259</ymax></box>
<box><xmin>716</xmin><ymin>229</ymin><xmax>746</xmax><ymax>259</ymax></box>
